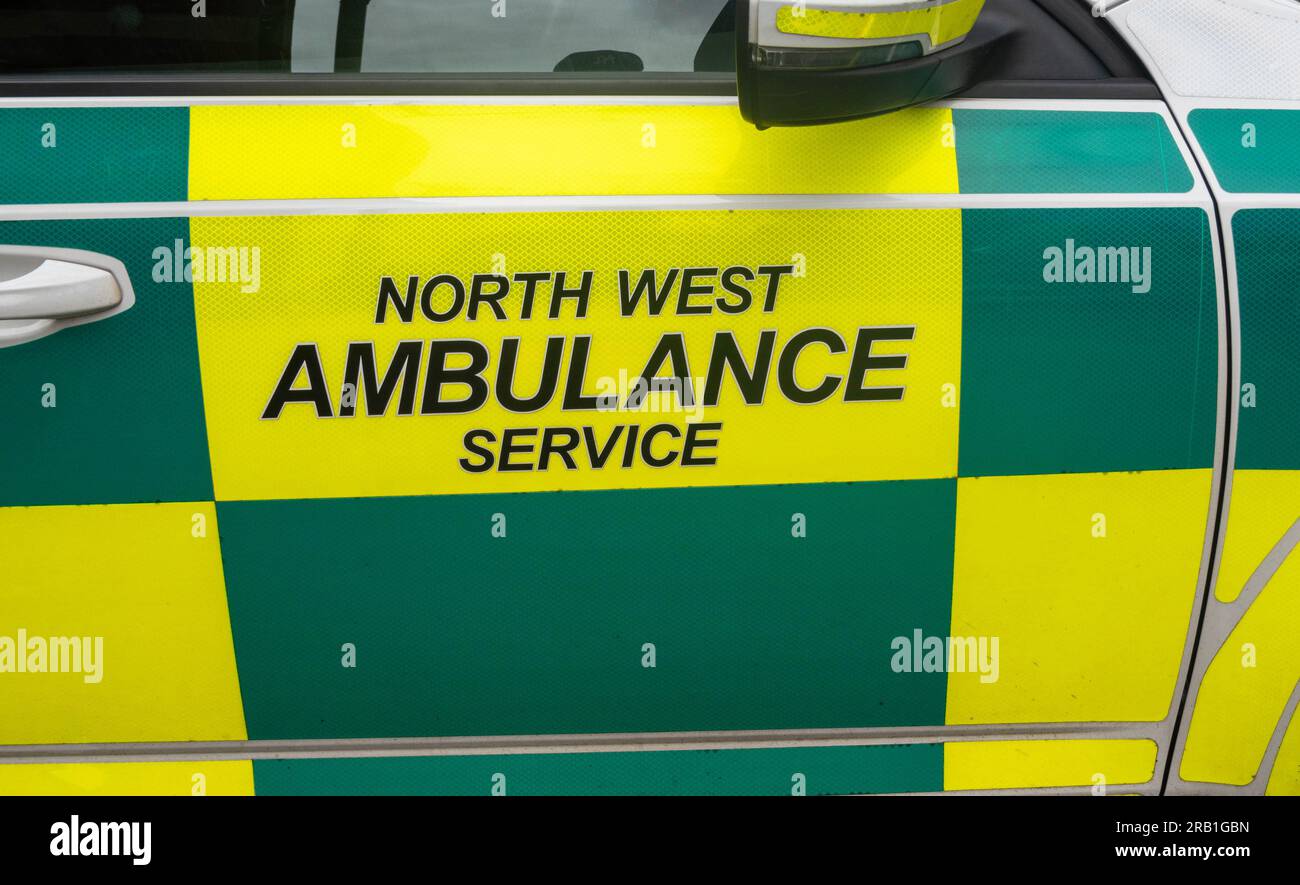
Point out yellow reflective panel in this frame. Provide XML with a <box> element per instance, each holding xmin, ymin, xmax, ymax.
<box><xmin>776</xmin><ymin>0</ymin><xmax>986</xmax><ymax>49</ymax></box>
<box><xmin>0</xmin><ymin>761</ymin><xmax>254</xmax><ymax>796</ymax></box>
<box><xmin>1215</xmin><ymin>469</ymin><xmax>1300</xmax><ymax>603</ymax></box>
<box><xmin>1181</xmin><ymin>543</ymin><xmax>1300</xmax><ymax>786</ymax></box>
<box><xmin>945</xmin><ymin>739</ymin><xmax>1157</xmax><ymax>791</ymax></box>
<box><xmin>191</xmin><ymin>208</ymin><xmax>962</xmax><ymax>501</ymax></box>
<box><xmin>1266</xmin><ymin>707</ymin><xmax>1300</xmax><ymax>795</ymax></box>
<box><xmin>189</xmin><ymin>104</ymin><xmax>957</xmax><ymax>200</ymax></box>
<box><xmin>0</xmin><ymin>502</ymin><xmax>247</xmax><ymax>744</ymax></box>
<box><xmin>947</xmin><ymin>470</ymin><xmax>1209</xmax><ymax>724</ymax></box>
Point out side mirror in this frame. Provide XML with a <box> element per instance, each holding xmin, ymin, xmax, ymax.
<box><xmin>736</xmin><ymin>0</ymin><xmax>1010</xmax><ymax>128</ymax></box>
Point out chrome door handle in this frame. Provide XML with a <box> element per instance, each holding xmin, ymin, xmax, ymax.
<box><xmin>0</xmin><ymin>247</ymin><xmax>134</xmax><ymax>348</ymax></box>
<box><xmin>0</xmin><ymin>259</ymin><xmax>121</xmax><ymax>320</ymax></box>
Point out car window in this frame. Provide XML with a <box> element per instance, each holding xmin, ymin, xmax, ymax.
<box><xmin>0</xmin><ymin>0</ymin><xmax>735</xmax><ymax>75</ymax></box>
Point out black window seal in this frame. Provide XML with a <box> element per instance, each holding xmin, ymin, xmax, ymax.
<box><xmin>0</xmin><ymin>72</ymin><xmax>737</xmax><ymax>98</ymax></box>
<box><xmin>0</xmin><ymin>71</ymin><xmax>1162</xmax><ymax>101</ymax></box>
<box><xmin>965</xmin><ymin>77</ymin><xmax>1161</xmax><ymax>100</ymax></box>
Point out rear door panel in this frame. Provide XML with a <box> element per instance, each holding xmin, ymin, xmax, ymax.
<box><xmin>1174</xmin><ymin>113</ymin><xmax>1300</xmax><ymax>794</ymax></box>
<box><xmin>1100</xmin><ymin>0</ymin><xmax>1300</xmax><ymax>795</ymax></box>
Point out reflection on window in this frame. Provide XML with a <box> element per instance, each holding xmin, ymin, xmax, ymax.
<box><xmin>0</xmin><ymin>0</ymin><xmax>735</xmax><ymax>76</ymax></box>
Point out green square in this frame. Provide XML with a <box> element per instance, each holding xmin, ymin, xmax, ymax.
<box><xmin>0</xmin><ymin>217</ymin><xmax>213</xmax><ymax>505</ymax></box>
<box><xmin>959</xmin><ymin>207</ymin><xmax>1218</xmax><ymax>477</ymax></box>
<box><xmin>1233</xmin><ymin>209</ymin><xmax>1300</xmax><ymax>470</ymax></box>
<box><xmin>220</xmin><ymin>479</ymin><xmax>957</xmax><ymax>740</ymax></box>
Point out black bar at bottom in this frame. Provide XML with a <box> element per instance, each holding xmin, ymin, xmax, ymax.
<box><xmin>0</xmin><ymin>795</ymin><xmax>1285</xmax><ymax>871</ymax></box>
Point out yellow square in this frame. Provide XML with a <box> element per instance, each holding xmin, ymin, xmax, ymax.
<box><xmin>0</xmin><ymin>502</ymin><xmax>246</xmax><ymax>745</ymax></box>
<box><xmin>947</xmin><ymin>470</ymin><xmax>1210</xmax><ymax>724</ymax></box>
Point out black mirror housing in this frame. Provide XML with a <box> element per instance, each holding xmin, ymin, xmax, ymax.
<box><xmin>736</xmin><ymin>1</ymin><xmax>1013</xmax><ymax>128</ymax></box>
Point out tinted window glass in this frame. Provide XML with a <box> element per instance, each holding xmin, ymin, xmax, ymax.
<box><xmin>0</xmin><ymin>0</ymin><xmax>735</xmax><ymax>75</ymax></box>
<box><xmin>0</xmin><ymin>0</ymin><xmax>296</xmax><ymax>73</ymax></box>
